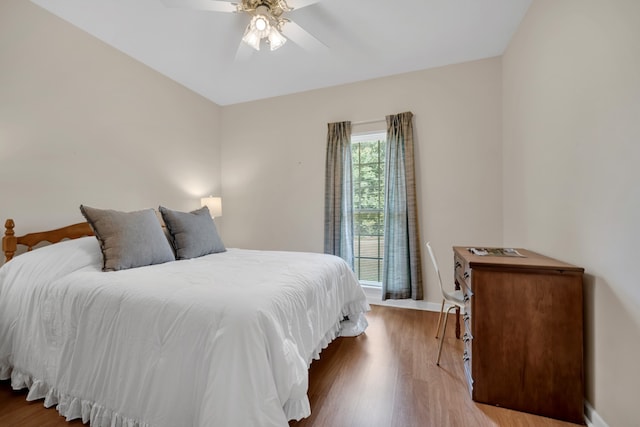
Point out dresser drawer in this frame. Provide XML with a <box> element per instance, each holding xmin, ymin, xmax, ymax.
<box><xmin>454</xmin><ymin>254</ymin><xmax>472</xmax><ymax>290</ymax></box>
<box><xmin>463</xmin><ymin>352</ymin><xmax>474</xmax><ymax>395</ymax></box>
<box><xmin>463</xmin><ymin>312</ymin><xmax>472</xmax><ymax>334</ymax></box>
<box><xmin>463</xmin><ymin>288</ymin><xmax>473</xmax><ymax>324</ymax></box>
<box><xmin>463</xmin><ymin>330</ymin><xmax>473</xmax><ymax>368</ymax></box>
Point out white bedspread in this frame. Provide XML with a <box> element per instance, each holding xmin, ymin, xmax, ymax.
<box><xmin>0</xmin><ymin>237</ymin><xmax>369</xmax><ymax>427</ymax></box>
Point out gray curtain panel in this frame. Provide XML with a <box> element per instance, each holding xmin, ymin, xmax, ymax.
<box><xmin>324</xmin><ymin>121</ymin><xmax>355</xmax><ymax>269</ymax></box>
<box><xmin>382</xmin><ymin>112</ymin><xmax>423</xmax><ymax>300</ymax></box>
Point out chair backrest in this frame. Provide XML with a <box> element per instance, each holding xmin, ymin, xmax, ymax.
<box><xmin>426</xmin><ymin>242</ymin><xmax>446</xmax><ymax>297</ymax></box>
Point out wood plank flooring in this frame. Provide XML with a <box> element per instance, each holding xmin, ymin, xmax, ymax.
<box><xmin>0</xmin><ymin>305</ymin><xmax>582</xmax><ymax>427</ymax></box>
<box><xmin>290</xmin><ymin>305</ymin><xmax>582</xmax><ymax>427</ymax></box>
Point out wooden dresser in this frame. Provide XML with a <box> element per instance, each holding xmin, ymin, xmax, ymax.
<box><xmin>453</xmin><ymin>246</ymin><xmax>584</xmax><ymax>424</ymax></box>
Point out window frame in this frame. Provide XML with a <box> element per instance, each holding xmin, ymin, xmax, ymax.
<box><xmin>351</xmin><ymin>131</ymin><xmax>386</xmax><ymax>287</ymax></box>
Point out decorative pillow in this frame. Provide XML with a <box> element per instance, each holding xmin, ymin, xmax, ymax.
<box><xmin>80</xmin><ymin>205</ymin><xmax>176</xmax><ymax>271</ymax></box>
<box><xmin>159</xmin><ymin>206</ymin><xmax>226</xmax><ymax>260</ymax></box>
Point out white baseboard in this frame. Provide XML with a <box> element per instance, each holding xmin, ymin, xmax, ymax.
<box><xmin>362</xmin><ymin>285</ymin><xmax>444</xmax><ymax>312</ymax></box>
<box><xmin>584</xmin><ymin>401</ymin><xmax>608</xmax><ymax>427</ymax></box>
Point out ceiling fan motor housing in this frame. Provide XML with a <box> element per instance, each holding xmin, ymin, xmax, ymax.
<box><xmin>241</xmin><ymin>0</ymin><xmax>292</xmax><ymax>18</ymax></box>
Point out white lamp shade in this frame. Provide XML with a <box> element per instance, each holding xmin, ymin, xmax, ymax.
<box><xmin>242</xmin><ymin>29</ymin><xmax>262</xmax><ymax>51</ymax></box>
<box><xmin>268</xmin><ymin>27</ymin><xmax>287</xmax><ymax>51</ymax></box>
<box><xmin>201</xmin><ymin>196</ymin><xmax>222</xmax><ymax>217</ymax></box>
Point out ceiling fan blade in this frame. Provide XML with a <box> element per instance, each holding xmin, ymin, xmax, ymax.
<box><xmin>281</xmin><ymin>20</ymin><xmax>328</xmax><ymax>52</ymax></box>
<box><xmin>161</xmin><ymin>0</ymin><xmax>238</xmax><ymax>13</ymax></box>
<box><xmin>287</xmin><ymin>0</ymin><xmax>322</xmax><ymax>10</ymax></box>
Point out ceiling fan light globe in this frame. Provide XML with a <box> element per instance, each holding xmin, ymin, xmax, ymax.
<box><xmin>268</xmin><ymin>28</ymin><xmax>287</xmax><ymax>51</ymax></box>
<box><xmin>248</xmin><ymin>14</ymin><xmax>271</xmax><ymax>39</ymax></box>
<box><xmin>242</xmin><ymin>28</ymin><xmax>261</xmax><ymax>51</ymax></box>
<box><xmin>255</xmin><ymin>16</ymin><xmax>268</xmax><ymax>31</ymax></box>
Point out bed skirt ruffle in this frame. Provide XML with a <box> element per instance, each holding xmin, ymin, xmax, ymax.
<box><xmin>306</xmin><ymin>301</ymin><xmax>369</xmax><ymax>365</ymax></box>
<box><xmin>1</xmin><ymin>365</ymin><xmax>150</xmax><ymax>427</ymax></box>
<box><xmin>0</xmin><ymin>300</ymin><xmax>369</xmax><ymax>426</ymax></box>
<box><xmin>281</xmin><ymin>300</ymin><xmax>369</xmax><ymax>421</ymax></box>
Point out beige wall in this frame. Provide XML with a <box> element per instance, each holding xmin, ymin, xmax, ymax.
<box><xmin>4</xmin><ymin>0</ymin><xmax>636</xmax><ymax>424</ymax></box>
<box><xmin>503</xmin><ymin>0</ymin><xmax>640</xmax><ymax>425</ymax></box>
<box><xmin>0</xmin><ymin>0</ymin><xmax>222</xmax><ymax>238</ymax></box>
<box><xmin>220</xmin><ymin>57</ymin><xmax>504</xmax><ymax>303</ymax></box>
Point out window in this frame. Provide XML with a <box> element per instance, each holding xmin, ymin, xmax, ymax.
<box><xmin>351</xmin><ymin>132</ymin><xmax>386</xmax><ymax>286</ymax></box>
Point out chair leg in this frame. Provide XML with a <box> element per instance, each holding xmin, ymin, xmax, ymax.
<box><xmin>436</xmin><ymin>306</ymin><xmax>455</xmax><ymax>366</ymax></box>
<box><xmin>435</xmin><ymin>299</ymin><xmax>445</xmax><ymax>338</ymax></box>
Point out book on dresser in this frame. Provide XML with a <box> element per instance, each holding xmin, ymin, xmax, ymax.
<box><xmin>453</xmin><ymin>246</ymin><xmax>585</xmax><ymax>425</ymax></box>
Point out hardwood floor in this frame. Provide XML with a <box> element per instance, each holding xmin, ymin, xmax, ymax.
<box><xmin>0</xmin><ymin>386</ymin><xmax>84</xmax><ymax>427</ymax></box>
<box><xmin>0</xmin><ymin>306</ymin><xmax>582</xmax><ymax>427</ymax></box>
<box><xmin>290</xmin><ymin>305</ymin><xmax>582</xmax><ymax>427</ymax></box>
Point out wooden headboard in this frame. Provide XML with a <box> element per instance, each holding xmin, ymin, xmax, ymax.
<box><xmin>2</xmin><ymin>219</ymin><xmax>94</xmax><ymax>262</ymax></box>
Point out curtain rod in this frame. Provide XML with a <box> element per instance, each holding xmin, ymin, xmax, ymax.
<box><xmin>352</xmin><ymin>118</ymin><xmax>385</xmax><ymax>126</ymax></box>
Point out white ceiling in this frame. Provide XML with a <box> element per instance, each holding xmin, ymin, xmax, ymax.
<box><xmin>31</xmin><ymin>0</ymin><xmax>532</xmax><ymax>106</ymax></box>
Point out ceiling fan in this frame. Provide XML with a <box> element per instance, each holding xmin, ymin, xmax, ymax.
<box><xmin>162</xmin><ymin>0</ymin><xmax>327</xmax><ymax>55</ymax></box>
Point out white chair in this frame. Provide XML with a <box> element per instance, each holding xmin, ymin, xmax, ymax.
<box><xmin>426</xmin><ymin>242</ymin><xmax>466</xmax><ymax>366</ymax></box>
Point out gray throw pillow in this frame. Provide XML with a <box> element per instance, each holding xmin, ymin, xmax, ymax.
<box><xmin>159</xmin><ymin>206</ymin><xmax>226</xmax><ymax>260</ymax></box>
<box><xmin>80</xmin><ymin>205</ymin><xmax>176</xmax><ymax>271</ymax></box>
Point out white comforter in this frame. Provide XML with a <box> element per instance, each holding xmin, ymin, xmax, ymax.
<box><xmin>0</xmin><ymin>237</ymin><xmax>369</xmax><ymax>427</ymax></box>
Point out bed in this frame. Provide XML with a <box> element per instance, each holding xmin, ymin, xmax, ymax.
<box><xmin>0</xmin><ymin>215</ymin><xmax>369</xmax><ymax>427</ymax></box>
